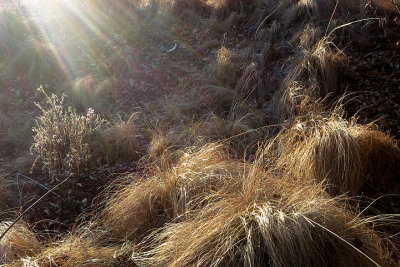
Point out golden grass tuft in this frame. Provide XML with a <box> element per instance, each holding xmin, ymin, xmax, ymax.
<box><xmin>287</xmin><ymin>38</ymin><xmax>343</xmax><ymax>101</ymax></box>
<box><xmin>7</xmin><ymin>236</ymin><xmax>127</xmax><ymax>267</ymax></box>
<box><xmin>0</xmin><ymin>221</ymin><xmax>41</xmax><ymax>264</ymax></box>
<box><xmin>102</xmin><ymin>143</ymin><xmax>243</xmax><ymax>242</ymax></box>
<box><xmin>147</xmin><ymin>131</ymin><xmax>174</xmax><ymax>163</ymax></box>
<box><xmin>268</xmin><ymin>37</ymin><xmax>343</xmax><ymax>121</ymax></box>
<box><xmin>134</xmin><ymin>156</ymin><xmax>387</xmax><ymax>267</ymax></box>
<box><xmin>274</xmin><ymin>115</ymin><xmax>400</xmax><ymax>195</ymax></box>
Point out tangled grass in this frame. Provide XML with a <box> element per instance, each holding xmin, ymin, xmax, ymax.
<box><xmin>130</xmin><ymin>146</ymin><xmax>389</xmax><ymax>267</ymax></box>
<box><xmin>1</xmin><ymin>0</ymin><xmax>399</xmax><ymax>266</ymax></box>
<box><xmin>274</xmin><ymin>115</ymin><xmax>400</xmax><ymax>195</ymax></box>
<box><xmin>5</xmin><ymin>236</ymin><xmax>128</xmax><ymax>267</ymax></box>
<box><xmin>102</xmin><ymin>143</ymin><xmax>243</xmax><ymax>242</ymax></box>
<box><xmin>0</xmin><ymin>221</ymin><xmax>41</xmax><ymax>264</ymax></box>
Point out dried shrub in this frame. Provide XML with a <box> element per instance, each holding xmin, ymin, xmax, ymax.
<box><xmin>31</xmin><ymin>86</ymin><xmax>103</xmax><ymax>185</ymax></box>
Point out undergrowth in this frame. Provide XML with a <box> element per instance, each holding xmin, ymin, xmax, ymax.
<box><xmin>1</xmin><ymin>0</ymin><xmax>400</xmax><ymax>266</ymax></box>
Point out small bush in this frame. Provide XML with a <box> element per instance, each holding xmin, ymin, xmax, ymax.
<box><xmin>31</xmin><ymin>86</ymin><xmax>103</xmax><ymax>186</ymax></box>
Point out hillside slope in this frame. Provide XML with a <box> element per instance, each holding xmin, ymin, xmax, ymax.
<box><xmin>0</xmin><ymin>0</ymin><xmax>400</xmax><ymax>266</ymax></box>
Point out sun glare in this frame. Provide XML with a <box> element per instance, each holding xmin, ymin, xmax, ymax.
<box><xmin>13</xmin><ymin>0</ymin><xmax>141</xmax><ymax>83</ymax></box>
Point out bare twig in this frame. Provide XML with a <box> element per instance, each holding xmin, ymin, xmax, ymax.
<box><xmin>327</xmin><ymin>18</ymin><xmax>385</xmax><ymax>38</ymax></box>
<box><xmin>325</xmin><ymin>0</ymin><xmax>339</xmax><ymax>36</ymax></box>
<box><xmin>16</xmin><ymin>173</ymin><xmax>59</xmax><ymax>197</ymax></box>
<box><xmin>255</xmin><ymin>6</ymin><xmax>280</xmax><ymax>40</ymax></box>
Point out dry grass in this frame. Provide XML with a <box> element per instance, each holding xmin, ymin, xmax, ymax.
<box><xmin>134</xmin><ymin>154</ymin><xmax>388</xmax><ymax>267</ymax></box>
<box><xmin>2</xmin><ymin>1</ymin><xmax>400</xmax><ymax>266</ymax></box>
<box><xmin>264</xmin><ymin>35</ymin><xmax>343</xmax><ymax>122</ymax></box>
<box><xmin>206</xmin><ymin>0</ymin><xmax>250</xmax><ymax>18</ymax></box>
<box><xmin>0</xmin><ymin>221</ymin><xmax>41</xmax><ymax>264</ymax></box>
<box><xmin>274</xmin><ymin>115</ymin><xmax>400</xmax><ymax>195</ymax></box>
<box><xmin>71</xmin><ymin>75</ymin><xmax>116</xmax><ymax>114</ymax></box>
<box><xmin>373</xmin><ymin>0</ymin><xmax>400</xmax><ymax>12</ymax></box>
<box><xmin>6</xmin><ymin>236</ymin><xmax>128</xmax><ymax>267</ymax></box>
<box><xmin>216</xmin><ymin>52</ymin><xmax>236</xmax><ymax>87</ymax></box>
<box><xmin>147</xmin><ymin>131</ymin><xmax>175</xmax><ymax>163</ymax></box>
<box><xmin>101</xmin><ymin>143</ymin><xmax>243</xmax><ymax>242</ymax></box>
<box><xmin>209</xmin><ymin>104</ymin><xmax>269</xmax><ymax>155</ymax></box>
<box><xmin>0</xmin><ymin>175</ymin><xmax>15</xmax><ymax>214</ymax></box>
<box><xmin>302</xmin><ymin>0</ymin><xmax>365</xmax><ymax>19</ymax></box>
<box><xmin>214</xmin><ymin>46</ymin><xmax>238</xmax><ymax>88</ymax></box>
<box><xmin>157</xmin><ymin>0</ymin><xmax>210</xmax><ymax>16</ymax></box>
<box><xmin>285</xmin><ymin>37</ymin><xmax>343</xmax><ymax>108</ymax></box>
<box><xmin>91</xmin><ymin>114</ymin><xmax>147</xmax><ymax>165</ymax></box>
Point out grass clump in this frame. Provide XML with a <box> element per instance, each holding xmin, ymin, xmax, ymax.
<box><xmin>90</xmin><ymin>113</ymin><xmax>147</xmax><ymax>165</ymax></box>
<box><xmin>102</xmin><ymin>143</ymin><xmax>242</xmax><ymax>242</ymax></box>
<box><xmin>5</xmin><ymin>235</ymin><xmax>129</xmax><ymax>267</ymax></box>
<box><xmin>132</xmin><ymin>149</ymin><xmax>388</xmax><ymax>267</ymax></box>
<box><xmin>0</xmin><ymin>221</ymin><xmax>41</xmax><ymax>264</ymax></box>
<box><xmin>274</xmin><ymin>115</ymin><xmax>400</xmax><ymax>195</ymax></box>
<box><xmin>0</xmin><ymin>175</ymin><xmax>15</xmax><ymax>215</ymax></box>
<box><xmin>70</xmin><ymin>75</ymin><xmax>117</xmax><ymax>114</ymax></box>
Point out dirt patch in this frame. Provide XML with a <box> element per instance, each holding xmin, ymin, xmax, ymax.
<box><xmin>343</xmin><ymin>17</ymin><xmax>400</xmax><ymax>138</ymax></box>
